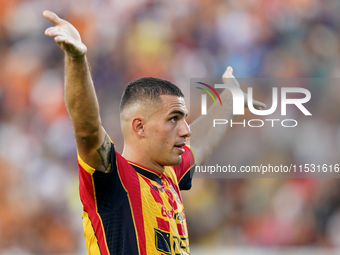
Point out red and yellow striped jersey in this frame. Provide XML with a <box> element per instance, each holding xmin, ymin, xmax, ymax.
<box><xmin>78</xmin><ymin>142</ymin><xmax>195</xmax><ymax>255</ymax></box>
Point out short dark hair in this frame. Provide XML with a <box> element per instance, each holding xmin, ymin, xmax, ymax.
<box><xmin>120</xmin><ymin>77</ymin><xmax>184</xmax><ymax>112</ymax></box>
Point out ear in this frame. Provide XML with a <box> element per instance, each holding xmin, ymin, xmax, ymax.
<box><xmin>132</xmin><ymin>117</ymin><xmax>146</xmax><ymax>138</ymax></box>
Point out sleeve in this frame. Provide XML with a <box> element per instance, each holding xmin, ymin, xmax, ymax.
<box><xmin>172</xmin><ymin>145</ymin><xmax>196</xmax><ymax>191</ymax></box>
<box><xmin>78</xmin><ymin>142</ymin><xmax>124</xmax><ymax>214</ymax></box>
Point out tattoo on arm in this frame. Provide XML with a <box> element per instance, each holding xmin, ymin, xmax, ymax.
<box><xmin>97</xmin><ymin>134</ymin><xmax>112</xmax><ymax>170</ymax></box>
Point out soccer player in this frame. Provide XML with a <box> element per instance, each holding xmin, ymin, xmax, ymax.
<box><xmin>43</xmin><ymin>10</ymin><xmax>265</xmax><ymax>255</ymax></box>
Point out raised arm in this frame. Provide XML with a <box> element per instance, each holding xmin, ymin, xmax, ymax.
<box><xmin>189</xmin><ymin>67</ymin><xmax>266</xmax><ymax>166</ymax></box>
<box><xmin>43</xmin><ymin>10</ymin><xmax>111</xmax><ymax>172</ymax></box>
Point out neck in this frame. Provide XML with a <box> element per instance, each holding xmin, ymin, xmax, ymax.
<box><xmin>122</xmin><ymin>143</ymin><xmax>165</xmax><ymax>175</ymax></box>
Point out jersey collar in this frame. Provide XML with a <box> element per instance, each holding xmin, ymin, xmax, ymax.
<box><xmin>128</xmin><ymin>161</ymin><xmax>163</xmax><ymax>185</ymax></box>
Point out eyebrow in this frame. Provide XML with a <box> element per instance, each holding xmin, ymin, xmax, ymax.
<box><xmin>168</xmin><ymin>110</ymin><xmax>188</xmax><ymax>117</ymax></box>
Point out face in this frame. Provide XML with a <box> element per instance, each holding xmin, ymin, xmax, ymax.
<box><xmin>143</xmin><ymin>95</ymin><xmax>191</xmax><ymax>167</ymax></box>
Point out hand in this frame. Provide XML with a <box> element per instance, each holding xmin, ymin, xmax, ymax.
<box><xmin>222</xmin><ymin>66</ymin><xmax>266</xmax><ymax>110</ymax></box>
<box><xmin>43</xmin><ymin>10</ymin><xmax>87</xmax><ymax>58</ymax></box>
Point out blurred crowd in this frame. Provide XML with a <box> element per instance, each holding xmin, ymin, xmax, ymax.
<box><xmin>1</xmin><ymin>0</ymin><xmax>340</xmax><ymax>253</ymax></box>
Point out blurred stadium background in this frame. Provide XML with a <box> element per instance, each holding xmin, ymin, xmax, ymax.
<box><xmin>1</xmin><ymin>0</ymin><xmax>340</xmax><ymax>254</ymax></box>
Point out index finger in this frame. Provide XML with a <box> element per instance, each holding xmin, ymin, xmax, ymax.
<box><xmin>43</xmin><ymin>10</ymin><xmax>63</xmax><ymax>26</ymax></box>
<box><xmin>222</xmin><ymin>66</ymin><xmax>233</xmax><ymax>79</ymax></box>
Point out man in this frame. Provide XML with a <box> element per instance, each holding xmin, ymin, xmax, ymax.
<box><xmin>43</xmin><ymin>10</ymin><xmax>264</xmax><ymax>255</ymax></box>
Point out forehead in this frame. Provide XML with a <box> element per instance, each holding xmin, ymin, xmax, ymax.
<box><xmin>159</xmin><ymin>95</ymin><xmax>188</xmax><ymax>115</ymax></box>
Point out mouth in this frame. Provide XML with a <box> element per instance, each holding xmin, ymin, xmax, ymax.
<box><xmin>174</xmin><ymin>143</ymin><xmax>186</xmax><ymax>153</ymax></box>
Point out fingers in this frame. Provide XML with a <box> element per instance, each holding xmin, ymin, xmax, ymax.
<box><xmin>55</xmin><ymin>36</ymin><xmax>71</xmax><ymax>44</ymax></box>
<box><xmin>43</xmin><ymin>11</ymin><xmax>66</xmax><ymax>39</ymax></box>
<box><xmin>244</xmin><ymin>96</ymin><xmax>267</xmax><ymax>110</ymax></box>
<box><xmin>45</xmin><ymin>27</ymin><xmax>72</xmax><ymax>44</ymax></box>
<box><xmin>43</xmin><ymin>10</ymin><xmax>63</xmax><ymax>26</ymax></box>
<box><xmin>45</xmin><ymin>26</ymin><xmax>72</xmax><ymax>46</ymax></box>
<box><xmin>44</xmin><ymin>27</ymin><xmax>60</xmax><ymax>37</ymax></box>
<box><xmin>252</xmin><ymin>99</ymin><xmax>267</xmax><ymax>110</ymax></box>
<box><xmin>43</xmin><ymin>10</ymin><xmax>87</xmax><ymax>57</ymax></box>
<box><xmin>222</xmin><ymin>67</ymin><xmax>240</xmax><ymax>88</ymax></box>
<box><xmin>222</xmin><ymin>66</ymin><xmax>233</xmax><ymax>79</ymax></box>
<box><xmin>222</xmin><ymin>65</ymin><xmax>267</xmax><ymax>110</ymax></box>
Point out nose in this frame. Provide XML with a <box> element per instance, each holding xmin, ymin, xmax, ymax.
<box><xmin>180</xmin><ymin>120</ymin><xmax>191</xmax><ymax>138</ymax></box>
